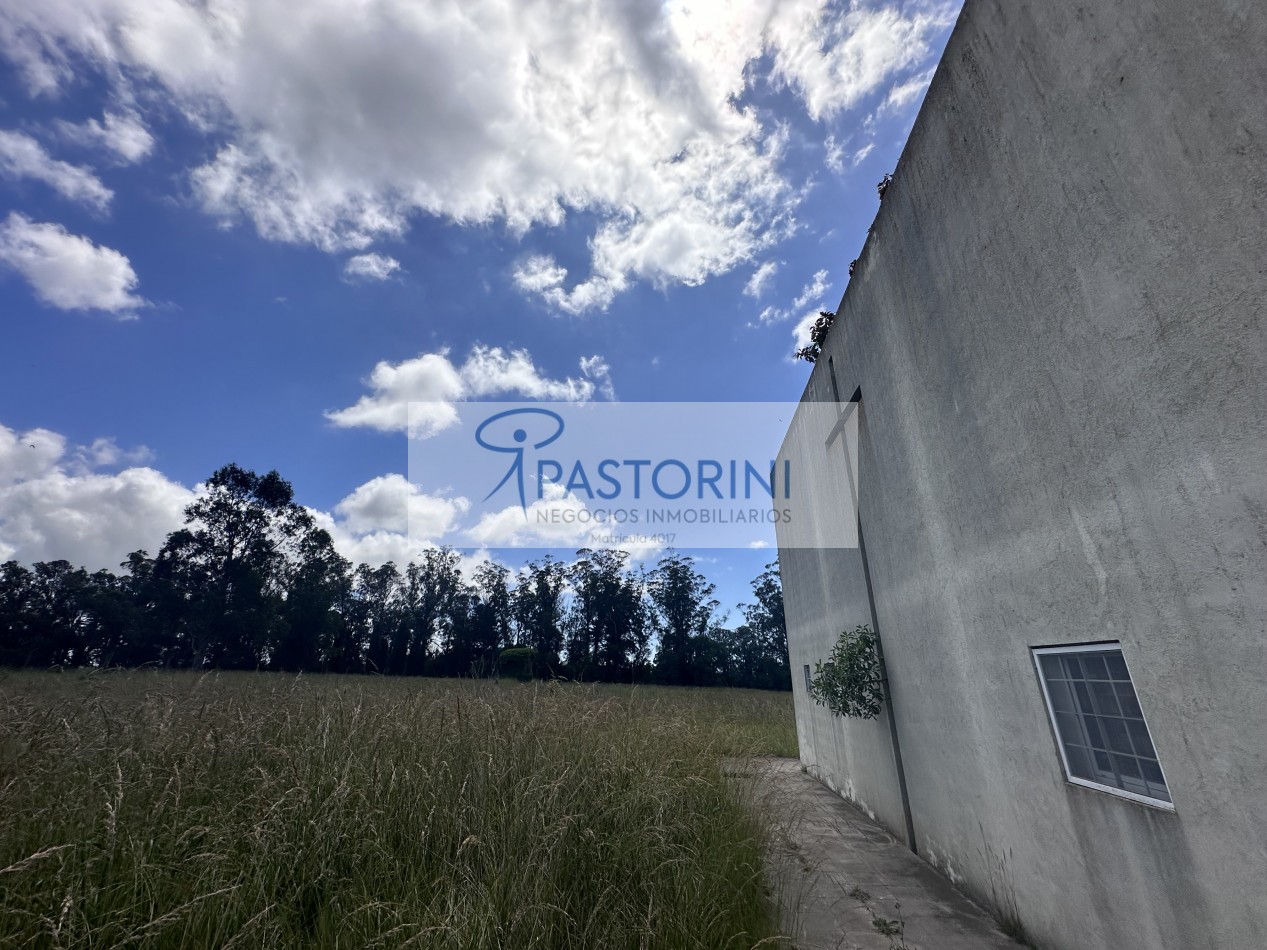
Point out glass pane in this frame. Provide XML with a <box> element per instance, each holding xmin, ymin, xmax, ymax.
<box><xmin>1115</xmin><ymin>682</ymin><xmax>1143</xmax><ymax>717</ymax></box>
<box><xmin>1048</xmin><ymin>680</ymin><xmax>1075</xmax><ymax>713</ymax></box>
<box><xmin>1147</xmin><ymin>783</ymin><xmax>1172</xmax><ymax>804</ymax></box>
<box><xmin>1040</xmin><ymin>654</ymin><xmax>1064</xmax><ymax>680</ymax></box>
<box><xmin>1141</xmin><ymin>759</ymin><xmax>1165</xmax><ymax>786</ymax></box>
<box><xmin>1074</xmin><ymin>681</ymin><xmax>1093</xmax><ymax>710</ymax></box>
<box><xmin>1062</xmin><ymin>655</ymin><xmax>1083</xmax><ymax>679</ymax></box>
<box><xmin>1065</xmin><ymin>744</ymin><xmax>1094</xmax><ymax>780</ymax></box>
<box><xmin>1113</xmin><ymin>754</ymin><xmax>1142</xmax><ymax>780</ymax></box>
<box><xmin>1103</xmin><ymin>718</ymin><xmax>1133</xmax><ymax>755</ymax></box>
<box><xmin>1106</xmin><ymin>653</ymin><xmax>1130</xmax><ymax>680</ymax></box>
<box><xmin>1127</xmin><ymin>720</ymin><xmax>1156</xmax><ymax>758</ymax></box>
<box><xmin>1090</xmin><ymin>681</ymin><xmax>1121</xmax><ymax>717</ymax></box>
<box><xmin>1055</xmin><ymin>712</ymin><xmax>1083</xmax><ymax>745</ymax></box>
<box><xmin>1082</xmin><ymin>715</ymin><xmax>1105</xmax><ymax>749</ymax></box>
<box><xmin>1081</xmin><ymin>654</ymin><xmax>1109</xmax><ymax>679</ymax></box>
<box><xmin>1093</xmin><ymin>749</ymin><xmax>1113</xmax><ymax>774</ymax></box>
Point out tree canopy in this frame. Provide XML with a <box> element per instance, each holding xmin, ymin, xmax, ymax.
<box><xmin>0</xmin><ymin>464</ymin><xmax>790</xmax><ymax>690</ymax></box>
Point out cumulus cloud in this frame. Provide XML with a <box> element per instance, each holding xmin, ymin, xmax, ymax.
<box><xmin>305</xmin><ymin>473</ymin><xmax>469</xmax><ymax>567</ymax></box>
<box><xmin>0</xmin><ymin>213</ymin><xmax>145</xmax><ymax>314</ymax></box>
<box><xmin>0</xmin><ymin>129</ymin><xmax>112</xmax><ymax>209</ymax></box>
<box><xmin>57</xmin><ymin>110</ymin><xmax>154</xmax><ymax>163</ymax></box>
<box><xmin>743</xmin><ymin>260</ymin><xmax>780</xmax><ymax>299</ymax></box>
<box><xmin>343</xmin><ymin>252</ymin><xmax>401</xmax><ymax>281</ymax></box>
<box><xmin>327</xmin><ymin>345</ymin><xmax>612</xmax><ymax>435</ymax></box>
<box><xmin>0</xmin><ymin>420</ymin><xmax>471</xmax><ymax>571</ymax></box>
<box><xmin>0</xmin><ymin>0</ymin><xmax>953</xmax><ymax>313</ymax></box>
<box><xmin>333</xmin><ymin>473</ymin><xmax>466</xmax><ymax>537</ymax></box>
<box><xmin>0</xmin><ymin>423</ymin><xmax>194</xmax><ymax>570</ymax></box>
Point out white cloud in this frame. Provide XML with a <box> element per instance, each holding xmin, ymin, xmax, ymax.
<box><xmin>304</xmin><ymin>473</ymin><xmax>470</xmax><ymax>567</ymax></box>
<box><xmin>743</xmin><ymin>260</ymin><xmax>780</xmax><ymax>299</ymax></box>
<box><xmin>57</xmin><ymin>110</ymin><xmax>154</xmax><ymax>163</ymax></box>
<box><xmin>343</xmin><ymin>252</ymin><xmax>401</xmax><ymax>281</ymax></box>
<box><xmin>792</xmin><ymin>268</ymin><xmax>831</xmax><ymax>309</ymax></box>
<box><xmin>824</xmin><ymin>135</ymin><xmax>845</xmax><ymax>174</ymax></box>
<box><xmin>765</xmin><ymin>2</ymin><xmax>957</xmax><ymax>120</ymax></box>
<box><xmin>754</xmin><ymin>266</ymin><xmax>832</xmax><ymax>325</ymax></box>
<box><xmin>883</xmin><ymin>65</ymin><xmax>937</xmax><ymax>112</ymax></box>
<box><xmin>0</xmin><ymin>0</ymin><xmax>952</xmax><ymax>313</ymax></box>
<box><xmin>793</xmin><ymin>308</ymin><xmax>823</xmax><ymax>350</ymax></box>
<box><xmin>0</xmin><ymin>129</ymin><xmax>112</xmax><ymax>209</ymax></box>
<box><xmin>852</xmin><ymin>142</ymin><xmax>876</xmax><ymax>166</ymax></box>
<box><xmin>579</xmin><ymin>355</ymin><xmax>616</xmax><ymax>401</ymax></box>
<box><xmin>326</xmin><ymin>345</ymin><xmax>612</xmax><ymax>435</ymax></box>
<box><xmin>0</xmin><ymin>213</ymin><xmax>145</xmax><ymax>314</ymax></box>
<box><xmin>0</xmin><ymin>420</ymin><xmax>473</xmax><ymax>572</ymax></box>
<box><xmin>459</xmin><ymin>347</ymin><xmax>594</xmax><ymax>401</ymax></box>
<box><xmin>333</xmin><ymin>474</ymin><xmax>467</xmax><ymax>537</ymax></box>
<box><xmin>0</xmin><ymin>425</ymin><xmax>66</xmax><ymax>489</ymax></box>
<box><xmin>326</xmin><ymin>351</ymin><xmax>464</xmax><ymax>436</ymax></box>
<box><xmin>512</xmin><ymin>255</ymin><xmax>570</xmax><ymax>296</ymax></box>
<box><xmin>74</xmin><ymin>437</ymin><xmax>155</xmax><ymax>470</ymax></box>
<box><xmin>0</xmin><ymin>423</ymin><xmax>194</xmax><ymax>570</ymax></box>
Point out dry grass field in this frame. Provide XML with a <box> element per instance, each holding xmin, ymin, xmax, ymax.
<box><xmin>0</xmin><ymin>671</ymin><xmax>797</xmax><ymax>949</ymax></box>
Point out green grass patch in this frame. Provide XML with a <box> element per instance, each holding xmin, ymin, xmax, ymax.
<box><xmin>0</xmin><ymin>670</ymin><xmax>796</xmax><ymax>948</ymax></box>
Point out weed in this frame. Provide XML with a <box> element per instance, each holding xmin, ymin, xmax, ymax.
<box><xmin>0</xmin><ymin>671</ymin><xmax>797</xmax><ymax>949</ymax></box>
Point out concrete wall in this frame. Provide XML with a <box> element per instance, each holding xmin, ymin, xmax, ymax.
<box><xmin>777</xmin><ymin>2</ymin><xmax>1267</xmax><ymax>948</ymax></box>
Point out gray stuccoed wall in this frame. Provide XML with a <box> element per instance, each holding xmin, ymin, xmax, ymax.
<box><xmin>776</xmin><ymin>2</ymin><xmax>1267</xmax><ymax>948</ymax></box>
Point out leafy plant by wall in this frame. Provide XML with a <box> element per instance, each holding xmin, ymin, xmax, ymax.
<box><xmin>808</xmin><ymin>625</ymin><xmax>885</xmax><ymax>719</ymax></box>
<box><xmin>794</xmin><ymin>310</ymin><xmax>836</xmax><ymax>363</ymax></box>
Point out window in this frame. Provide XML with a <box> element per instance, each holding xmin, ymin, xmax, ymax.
<box><xmin>1032</xmin><ymin>643</ymin><xmax>1172</xmax><ymax>808</ymax></box>
<box><xmin>804</xmin><ymin>663</ymin><xmax>813</xmax><ymax>692</ymax></box>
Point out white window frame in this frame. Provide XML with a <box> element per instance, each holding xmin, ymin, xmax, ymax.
<box><xmin>1032</xmin><ymin>641</ymin><xmax>1175</xmax><ymax>811</ymax></box>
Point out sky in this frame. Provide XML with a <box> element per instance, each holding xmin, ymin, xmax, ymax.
<box><xmin>0</xmin><ymin>0</ymin><xmax>959</xmax><ymax>612</ymax></box>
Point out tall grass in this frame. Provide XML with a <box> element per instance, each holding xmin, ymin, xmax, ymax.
<box><xmin>0</xmin><ymin>671</ymin><xmax>797</xmax><ymax>948</ymax></box>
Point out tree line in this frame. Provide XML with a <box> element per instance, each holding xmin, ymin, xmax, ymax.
<box><xmin>0</xmin><ymin>464</ymin><xmax>791</xmax><ymax>689</ymax></box>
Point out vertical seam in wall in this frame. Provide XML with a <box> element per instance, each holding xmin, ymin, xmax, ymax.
<box><xmin>836</xmin><ymin>365</ymin><xmax>919</xmax><ymax>855</ymax></box>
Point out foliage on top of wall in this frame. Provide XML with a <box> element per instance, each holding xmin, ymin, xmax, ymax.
<box><xmin>808</xmin><ymin>624</ymin><xmax>885</xmax><ymax>719</ymax></box>
<box><xmin>794</xmin><ymin>310</ymin><xmax>836</xmax><ymax>363</ymax></box>
<box><xmin>877</xmin><ymin>172</ymin><xmax>894</xmax><ymax>199</ymax></box>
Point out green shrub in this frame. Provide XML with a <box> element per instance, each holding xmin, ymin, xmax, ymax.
<box><xmin>809</xmin><ymin>624</ymin><xmax>886</xmax><ymax>719</ymax></box>
<box><xmin>498</xmin><ymin>646</ymin><xmax>537</xmax><ymax>681</ymax></box>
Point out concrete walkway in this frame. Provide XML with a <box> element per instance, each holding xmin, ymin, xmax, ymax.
<box><xmin>739</xmin><ymin>758</ymin><xmax>1022</xmax><ymax>950</ymax></box>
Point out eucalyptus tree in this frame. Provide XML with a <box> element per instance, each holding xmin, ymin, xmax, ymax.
<box><xmin>512</xmin><ymin>556</ymin><xmax>567</xmax><ymax>676</ymax></box>
<box><xmin>156</xmin><ymin>464</ymin><xmax>327</xmax><ymax>669</ymax></box>
<box><xmin>647</xmin><ymin>553</ymin><xmax>718</xmax><ymax>686</ymax></box>
<box><xmin>566</xmin><ymin>548</ymin><xmax>648</xmax><ymax>681</ymax></box>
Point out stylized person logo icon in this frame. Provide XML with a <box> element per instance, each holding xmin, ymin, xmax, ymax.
<box><xmin>475</xmin><ymin>408</ymin><xmax>565</xmax><ymax>510</ymax></box>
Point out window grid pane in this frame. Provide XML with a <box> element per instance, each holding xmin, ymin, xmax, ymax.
<box><xmin>1037</xmin><ymin>647</ymin><xmax>1170</xmax><ymax>804</ymax></box>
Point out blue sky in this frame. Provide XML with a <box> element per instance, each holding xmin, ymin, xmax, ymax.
<box><xmin>0</xmin><ymin>0</ymin><xmax>958</xmax><ymax>610</ymax></box>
